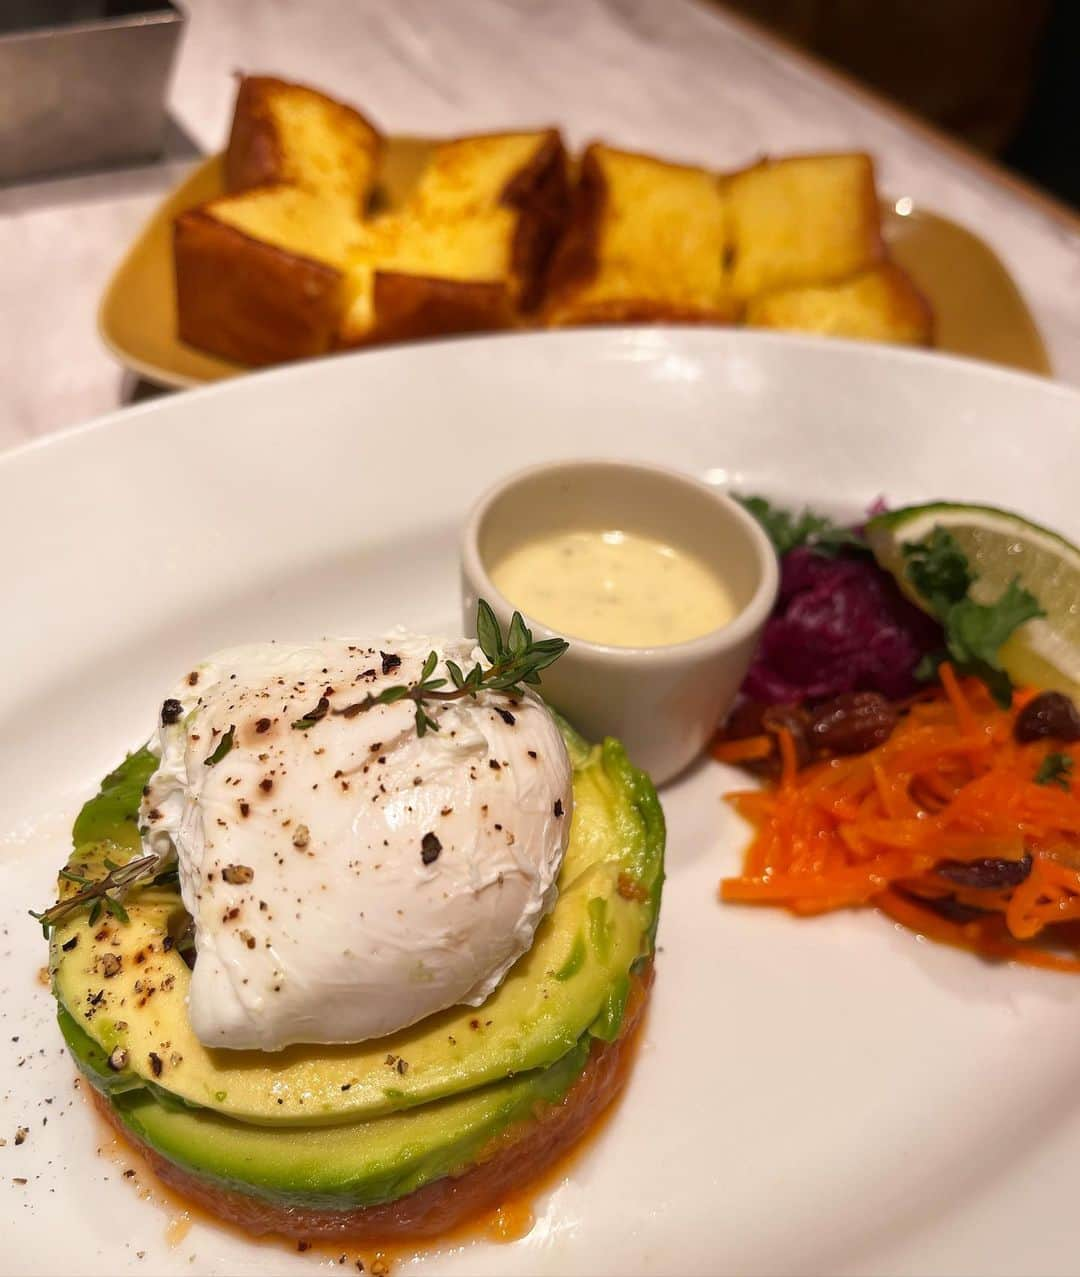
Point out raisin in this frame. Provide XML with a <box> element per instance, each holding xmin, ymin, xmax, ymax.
<box><xmin>809</xmin><ymin>692</ymin><xmax>897</xmax><ymax>756</ymax></box>
<box><xmin>1014</xmin><ymin>691</ymin><xmax>1080</xmax><ymax>744</ymax></box>
<box><xmin>936</xmin><ymin>853</ymin><xmax>1032</xmax><ymax>890</ymax></box>
<box><xmin>718</xmin><ymin>701</ymin><xmax>811</xmax><ymax>777</ymax></box>
<box><xmin>761</xmin><ymin>704</ymin><xmax>813</xmax><ymax>769</ymax></box>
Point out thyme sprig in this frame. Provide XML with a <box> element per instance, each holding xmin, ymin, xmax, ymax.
<box><xmin>31</xmin><ymin>853</ymin><xmax>179</xmax><ymax>936</ymax></box>
<box><xmin>320</xmin><ymin>600</ymin><xmax>569</xmax><ymax>737</ymax></box>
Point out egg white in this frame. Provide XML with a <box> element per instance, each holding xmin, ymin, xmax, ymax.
<box><xmin>140</xmin><ymin>633</ymin><xmax>572</xmax><ymax>1051</ymax></box>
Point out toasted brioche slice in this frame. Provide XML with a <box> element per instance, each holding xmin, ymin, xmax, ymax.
<box><xmin>338</xmin><ymin>130</ymin><xmax>569</xmax><ymax>347</ymax></box>
<box><xmin>410</xmin><ymin>130</ymin><xmax>570</xmax><ymax>311</ymax></box>
<box><xmin>545</xmin><ymin>144</ymin><xmax>737</xmax><ymax>327</ymax></box>
<box><xmin>226</xmin><ymin>74</ymin><xmax>381</xmax><ymax>211</ymax></box>
<box><xmin>745</xmin><ymin>262</ymin><xmax>933</xmax><ymax>345</ymax></box>
<box><xmin>726</xmin><ymin>153</ymin><xmax>884</xmax><ymax>300</ymax></box>
<box><xmin>194</xmin><ymin>185</ymin><xmax>360</xmax><ymax>265</ymax></box>
<box><xmin>175</xmin><ymin>186</ymin><xmax>362</xmax><ymax>366</ymax></box>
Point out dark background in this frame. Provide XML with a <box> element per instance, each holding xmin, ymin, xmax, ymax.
<box><xmin>718</xmin><ymin>0</ymin><xmax>1079</xmax><ymax>210</ymax></box>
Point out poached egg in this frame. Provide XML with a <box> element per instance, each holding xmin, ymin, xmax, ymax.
<box><xmin>139</xmin><ymin>633</ymin><xmax>573</xmax><ymax>1051</ymax></box>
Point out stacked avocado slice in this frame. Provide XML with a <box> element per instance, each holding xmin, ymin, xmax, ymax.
<box><xmin>50</xmin><ymin>718</ymin><xmax>664</xmax><ymax>1210</ymax></box>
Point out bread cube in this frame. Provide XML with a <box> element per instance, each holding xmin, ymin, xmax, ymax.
<box><xmin>338</xmin><ymin>130</ymin><xmax>569</xmax><ymax>346</ymax></box>
<box><xmin>726</xmin><ymin>153</ymin><xmax>884</xmax><ymax>300</ymax></box>
<box><xmin>545</xmin><ymin>144</ymin><xmax>738</xmax><ymax>325</ymax></box>
<box><xmin>174</xmin><ymin>186</ymin><xmax>362</xmax><ymax>366</ymax></box>
<box><xmin>225</xmin><ymin>75</ymin><xmax>381</xmax><ymax>212</ymax></box>
<box><xmin>744</xmin><ymin>263</ymin><xmax>932</xmax><ymax>345</ymax></box>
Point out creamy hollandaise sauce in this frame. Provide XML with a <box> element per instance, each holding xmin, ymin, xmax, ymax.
<box><xmin>490</xmin><ymin>529</ymin><xmax>737</xmax><ymax>648</ymax></box>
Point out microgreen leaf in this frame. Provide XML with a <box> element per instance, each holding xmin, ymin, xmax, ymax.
<box><xmin>737</xmin><ymin>495</ymin><xmax>866</xmax><ymax>558</ymax></box>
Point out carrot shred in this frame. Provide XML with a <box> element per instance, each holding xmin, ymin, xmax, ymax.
<box><xmin>776</xmin><ymin>728</ymin><xmax>799</xmax><ymax>788</ymax></box>
<box><xmin>938</xmin><ymin>662</ymin><xmax>977</xmax><ymax>738</ymax></box>
<box><xmin>720</xmin><ymin>677</ymin><xmax>1080</xmax><ymax>972</ymax></box>
<box><xmin>712</xmin><ymin>735</ymin><xmax>773</xmax><ymax>764</ymax></box>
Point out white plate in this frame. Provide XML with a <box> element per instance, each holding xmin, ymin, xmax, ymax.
<box><xmin>2</xmin><ymin>329</ymin><xmax>1079</xmax><ymax>1277</ymax></box>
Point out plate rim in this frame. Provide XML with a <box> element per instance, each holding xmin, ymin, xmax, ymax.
<box><xmin>7</xmin><ymin>326</ymin><xmax>1078</xmax><ymax>476</ymax></box>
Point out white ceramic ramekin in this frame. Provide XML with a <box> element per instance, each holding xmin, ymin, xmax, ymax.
<box><xmin>460</xmin><ymin>459</ymin><xmax>779</xmax><ymax>785</ymax></box>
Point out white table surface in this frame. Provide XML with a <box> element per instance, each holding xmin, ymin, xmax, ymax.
<box><xmin>2</xmin><ymin>0</ymin><xmax>1079</xmax><ymax>451</ymax></box>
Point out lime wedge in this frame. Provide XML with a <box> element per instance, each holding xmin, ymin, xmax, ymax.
<box><xmin>866</xmin><ymin>502</ymin><xmax>1080</xmax><ymax>699</ymax></box>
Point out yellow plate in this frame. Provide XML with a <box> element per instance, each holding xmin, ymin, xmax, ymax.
<box><xmin>98</xmin><ymin>144</ymin><xmax>1050</xmax><ymax>390</ymax></box>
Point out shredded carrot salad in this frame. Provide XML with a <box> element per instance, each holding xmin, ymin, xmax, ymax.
<box><xmin>719</xmin><ymin>669</ymin><xmax>1080</xmax><ymax>971</ymax></box>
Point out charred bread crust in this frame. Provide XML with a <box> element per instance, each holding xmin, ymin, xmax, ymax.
<box><xmin>90</xmin><ymin>965</ymin><xmax>652</xmax><ymax>1242</ymax></box>
<box><xmin>341</xmin><ymin>273</ymin><xmax>517</xmax><ymax>349</ymax></box>
<box><xmin>543</xmin><ymin>144</ymin><xmax>606</xmax><ymax>306</ymax></box>
<box><xmin>225</xmin><ymin>77</ymin><xmax>285</xmax><ymax>194</ymax></box>
<box><xmin>225</xmin><ymin>74</ymin><xmax>382</xmax><ymax>201</ymax></box>
<box><xmin>500</xmin><ymin>129</ymin><xmax>572</xmax><ymax>313</ymax></box>
<box><xmin>174</xmin><ymin>207</ymin><xmax>344</xmax><ymax>366</ymax></box>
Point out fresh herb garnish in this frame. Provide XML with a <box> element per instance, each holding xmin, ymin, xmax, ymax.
<box><xmin>31</xmin><ymin>855</ymin><xmax>178</xmax><ymax>936</ymax></box>
<box><xmin>291</xmin><ymin>696</ymin><xmax>330</xmax><ymax>730</ymax></box>
<box><xmin>309</xmin><ymin>600</ymin><xmax>569</xmax><ymax>739</ymax></box>
<box><xmin>1035</xmin><ymin>752</ymin><xmax>1074</xmax><ymax>790</ymax></box>
<box><xmin>904</xmin><ymin>527</ymin><xmax>973</xmax><ymax>614</ymax></box>
<box><xmin>737</xmin><ymin>495</ymin><xmax>865</xmax><ymax>558</ymax></box>
<box><xmin>904</xmin><ymin>528</ymin><xmax>1044</xmax><ymax>706</ymax></box>
<box><xmin>204</xmin><ymin>725</ymin><xmax>235</xmax><ymax>766</ymax></box>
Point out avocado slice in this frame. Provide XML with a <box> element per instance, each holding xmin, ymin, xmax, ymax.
<box><xmin>59</xmin><ymin>1005</ymin><xmax>590</xmax><ymax>1209</ymax></box>
<box><xmin>51</xmin><ymin>725</ymin><xmax>664</xmax><ymax>1127</ymax></box>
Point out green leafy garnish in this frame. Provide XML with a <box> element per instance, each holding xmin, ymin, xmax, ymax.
<box><xmin>324</xmin><ymin>600</ymin><xmax>569</xmax><ymax>738</ymax></box>
<box><xmin>291</xmin><ymin>696</ymin><xmax>330</xmax><ymax>730</ymax></box>
<box><xmin>1035</xmin><ymin>752</ymin><xmax>1074</xmax><ymax>790</ymax></box>
<box><xmin>204</xmin><ymin>724</ymin><xmax>235</xmax><ymax>766</ymax></box>
<box><xmin>904</xmin><ymin>527</ymin><xmax>974</xmax><ymax>614</ymax></box>
<box><xmin>737</xmin><ymin>495</ymin><xmax>865</xmax><ymax>558</ymax></box>
<box><xmin>904</xmin><ymin>528</ymin><xmax>1044</xmax><ymax>706</ymax></box>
